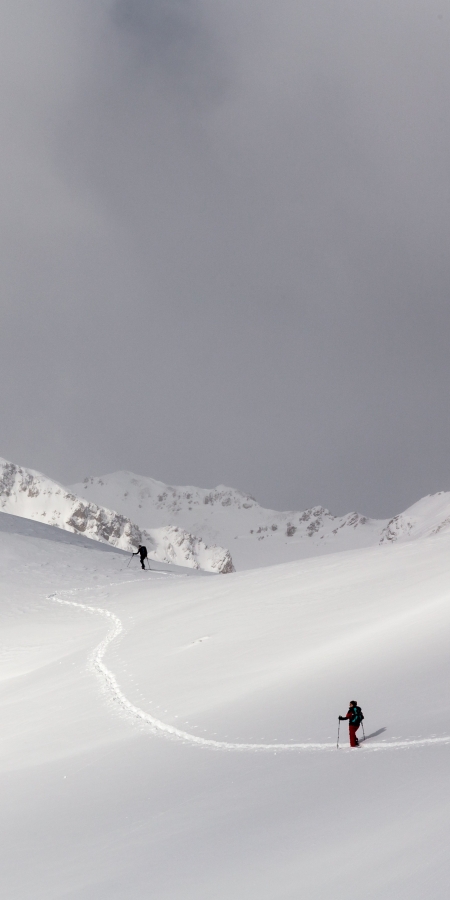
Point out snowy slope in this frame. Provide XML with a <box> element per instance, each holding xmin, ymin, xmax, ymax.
<box><xmin>0</xmin><ymin>458</ymin><xmax>233</xmax><ymax>573</ymax></box>
<box><xmin>1</xmin><ymin>512</ymin><xmax>450</xmax><ymax>898</ymax></box>
<box><xmin>71</xmin><ymin>470</ymin><xmax>450</xmax><ymax>569</ymax></box>
<box><xmin>379</xmin><ymin>491</ymin><xmax>450</xmax><ymax>543</ymax></box>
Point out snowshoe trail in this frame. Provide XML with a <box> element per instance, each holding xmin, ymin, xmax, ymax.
<box><xmin>49</xmin><ymin>591</ymin><xmax>450</xmax><ymax>754</ymax></box>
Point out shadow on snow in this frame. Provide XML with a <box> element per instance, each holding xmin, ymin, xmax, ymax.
<box><xmin>363</xmin><ymin>727</ymin><xmax>387</xmax><ymax>741</ymax></box>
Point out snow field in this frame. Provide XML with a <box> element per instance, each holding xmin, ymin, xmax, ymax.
<box><xmin>51</xmin><ymin>586</ymin><xmax>450</xmax><ymax>753</ymax></box>
<box><xmin>87</xmin><ymin>536</ymin><xmax>450</xmax><ymax>749</ymax></box>
<box><xmin>1</xmin><ymin>513</ymin><xmax>450</xmax><ymax>897</ymax></box>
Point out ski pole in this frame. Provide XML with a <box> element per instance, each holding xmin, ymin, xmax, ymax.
<box><xmin>361</xmin><ymin>722</ymin><xmax>366</xmax><ymax>742</ymax></box>
<box><xmin>126</xmin><ymin>553</ymin><xmax>134</xmax><ymax>568</ymax></box>
<box><xmin>337</xmin><ymin>719</ymin><xmax>340</xmax><ymax>749</ymax></box>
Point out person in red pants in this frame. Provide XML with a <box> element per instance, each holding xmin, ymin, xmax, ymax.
<box><xmin>339</xmin><ymin>701</ymin><xmax>364</xmax><ymax>746</ymax></box>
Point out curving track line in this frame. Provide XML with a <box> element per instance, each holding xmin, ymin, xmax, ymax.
<box><xmin>49</xmin><ymin>591</ymin><xmax>450</xmax><ymax>753</ymax></box>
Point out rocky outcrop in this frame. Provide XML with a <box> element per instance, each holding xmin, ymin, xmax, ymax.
<box><xmin>143</xmin><ymin>526</ymin><xmax>235</xmax><ymax>574</ymax></box>
<box><xmin>0</xmin><ymin>459</ymin><xmax>141</xmax><ymax>550</ymax></box>
<box><xmin>379</xmin><ymin>515</ymin><xmax>414</xmax><ymax>544</ymax></box>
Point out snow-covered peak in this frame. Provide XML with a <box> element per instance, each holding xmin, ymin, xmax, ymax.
<box><xmin>78</xmin><ymin>471</ymin><xmax>258</xmax><ymax>512</ymax></box>
<box><xmin>380</xmin><ymin>491</ymin><xmax>450</xmax><ymax>543</ymax></box>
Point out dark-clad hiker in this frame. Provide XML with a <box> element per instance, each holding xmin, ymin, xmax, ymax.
<box><xmin>133</xmin><ymin>545</ymin><xmax>148</xmax><ymax>570</ymax></box>
<box><xmin>339</xmin><ymin>700</ymin><xmax>364</xmax><ymax>747</ymax></box>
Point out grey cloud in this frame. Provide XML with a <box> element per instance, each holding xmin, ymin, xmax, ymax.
<box><xmin>110</xmin><ymin>0</ymin><xmax>227</xmax><ymax>104</ymax></box>
<box><xmin>112</xmin><ymin>0</ymin><xmax>205</xmax><ymax>61</ymax></box>
<box><xmin>1</xmin><ymin>1</ymin><xmax>450</xmax><ymax>518</ymax></box>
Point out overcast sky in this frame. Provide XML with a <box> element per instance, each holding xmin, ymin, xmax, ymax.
<box><xmin>1</xmin><ymin>0</ymin><xmax>450</xmax><ymax>517</ymax></box>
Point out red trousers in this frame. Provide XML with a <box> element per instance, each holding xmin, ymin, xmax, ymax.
<box><xmin>349</xmin><ymin>724</ymin><xmax>360</xmax><ymax>747</ymax></box>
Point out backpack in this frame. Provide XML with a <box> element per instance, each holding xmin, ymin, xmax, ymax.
<box><xmin>350</xmin><ymin>705</ymin><xmax>364</xmax><ymax>726</ymax></box>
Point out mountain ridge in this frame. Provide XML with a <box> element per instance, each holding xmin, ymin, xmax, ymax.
<box><xmin>0</xmin><ymin>458</ymin><xmax>234</xmax><ymax>574</ymax></box>
<box><xmin>70</xmin><ymin>470</ymin><xmax>450</xmax><ymax>570</ymax></box>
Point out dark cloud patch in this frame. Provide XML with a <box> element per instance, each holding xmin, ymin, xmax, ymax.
<box><xmin>110</xmin><ymin>0</ymin><xmax>227</xmax><ymax>104</ymax></box>
<box><xmin>112</xmin><ymin>0</ymin><xmax>200</xmax><ymax>52</ymax></box>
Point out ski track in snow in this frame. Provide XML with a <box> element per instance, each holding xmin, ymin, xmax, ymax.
<box><xmin>48</xmin><ymin>589</ymin><xmax>450</xmax><ymax>754</ymax></box>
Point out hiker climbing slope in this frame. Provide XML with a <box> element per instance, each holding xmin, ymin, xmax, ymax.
<box><xmin>133</xmin><ymin>545</ymin><xmax>149</xmax><ymax>570</ymax></box>
<box><xmin>339</xmin><ymin>700</ymin><xmax>364</xmax><ymax>747</ymax></box>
